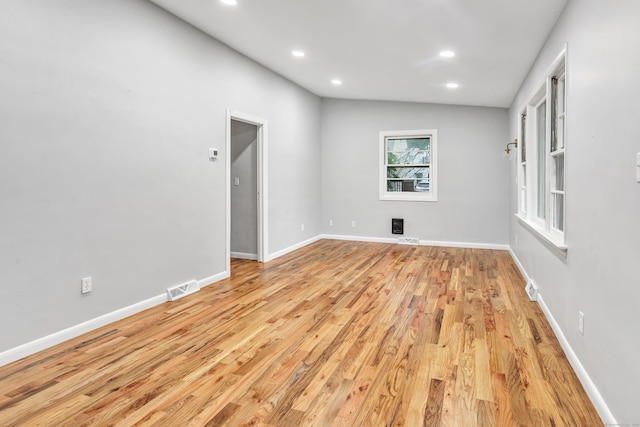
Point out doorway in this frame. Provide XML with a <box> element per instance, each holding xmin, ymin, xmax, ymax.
<box><xmin>226</xmin><ymin>110</ymin><xmax>268</xmax><ymax>274</ymax></box>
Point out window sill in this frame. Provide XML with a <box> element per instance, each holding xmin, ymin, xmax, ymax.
<box><xmin>515</xmin><ymin>214</ymin><xmax>567</xmax><ymax>261</ymax></box>
<box><xmin>380</xmin><ymin>194</ymin><xmax>438</xmax><ymax>202</ymax></box>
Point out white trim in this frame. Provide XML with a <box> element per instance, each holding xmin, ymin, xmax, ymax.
<box><xmin>419</xmin><ymin>239</ymin><xmax>509</xmax><ymax>250</ymax></box>
<box><xmin>323</xmin><ymin>234</ymin><xmax>397</xmax><ymax>244</ymax></box>
<box><xmin>0</xmin><ymin>294</ymin><xmax>164</xmax><ymax>367</ymax></box>
<box><xmin>230</xmin><ymin>251</ymin><xmax>258</xmax><ymax>260</ymax></box>
<box><xmin>321</xmin><ymin>234</ymin><xmax>509</xmax><ymax>250</ymax></box>
<box><xmin>0</xmin><ymin>272</ymin><xmax>229</xmax><ymax>367</ymax></box>
<box><xmin>226</xmin><ymin>109</ymin><xmax>269</xmax><ymax>267</ymax></box>
<box><xmin>197</xmin><ymin>271</ymin><xmax>229</xmax><ymax>288</ymax></box>
<box><xmin>508</xmin><ymin>248</ymin><xmax>617</xmax><ymax>426</ymax></box>
<box><xmin>264</xmin><ymin>235</ymin><xmax>323</xmax><ymax>262</ymax></box>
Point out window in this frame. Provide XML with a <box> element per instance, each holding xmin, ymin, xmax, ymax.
<box><xmin>379</xmin><ymin>129</ymin><xmax>438</xmax><ymax>201</ymax></box>
<box><xmin>518</xmin><ymin>113</ymin><xmax>527</xmax><ymax>214</ymax></box>
<box><xmin>517</xmin><ymin>49</ymin><xmax>567</xmax><ymax>253</ymax></box>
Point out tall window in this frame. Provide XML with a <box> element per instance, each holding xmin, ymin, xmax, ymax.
<box><xmin>517</xmin><ymin>50</ymin><xmax>566</xmax><ymax>250</ymax></box>
<box><xmin>379</xmin><ymin>129</ymin><xmax>438</xmax><ymax>201</ymax></box>
<box><xmin>550</xmin><ymin>74</ymin><xmax>566</xmax><ymax>233</ymax></box>
<box><xmin>519</xmin><ymin>113</ymin><xmax>527</xmax><ymax>214</ymax></box>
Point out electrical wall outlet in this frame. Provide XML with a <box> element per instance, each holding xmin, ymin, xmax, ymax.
<box><xmin>578</xmin><ymin>311</ymin><xmax>585</xmax><ymax>335</ymax></box>
<box><xmin>301</xmin><ymin>223</ymin><xmax>305</xmax><ymax>232</ymax></box>
<box><xmin>81</xmin><ymin>277</ymin><xmax>92</xmax><ymax>294</ymax></box>
<box><xmin>329</xmin><ymin>219</ymin><xmax>333</xmax><ymax>226</ymax></box>
<box><xmin>351</xmin><ymin>221</ymin><xmax>356</xmax><ymax>228</ymax></box>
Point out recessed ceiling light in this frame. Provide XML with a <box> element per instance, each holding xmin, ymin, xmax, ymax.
<box><xmin>446</xmin><ymin>82</ymin><xmax>459</xmax><ymax>89</ymax></box>
<box><xmin>331</xmin><ymin>79</ymin><xmax>342</xmax><ymax>86</ymax></box>
<box><xmin>220</xmin><ymin>0</ymin><xmax>237</xmax><ymax>5</ymax></box>
<box><xmin>440</xmin><ymin>50</ymin><xmax>455</xmax><ymax>58</ymax></box>
<box><xmin>291</xmin><ymin>50</ymin><xmax>305</xmax><ymax>58</ymax></box>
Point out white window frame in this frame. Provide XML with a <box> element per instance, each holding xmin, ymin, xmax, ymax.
<box><xmin>379</xmin><ymin>129</ymin><xmax>438</xmax><ymax>202</ymax></box>
<box><xmin>516</xmin><ymin>48</ymin><xmax>567</xmax><ymax>257</ymax></box>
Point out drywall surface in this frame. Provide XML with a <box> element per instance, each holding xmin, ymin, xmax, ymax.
<box><xmin>231</xmin><ymin>120</ymin><xmax>258</xmax><ymax>256</ymax></box>
<box><xmin>0</xmin><ymin>0</ymin><xmax>321</xmax><ymax>352</ymax></box>
<box><xmin>508</xmin><ymin>0</ymin><xmax>640</xmax><ymax>423</ymax></box>
<box><xmin>321</xmin><ymin>99</ymin><xmax>510</xmax><ymax>245</ymax></box>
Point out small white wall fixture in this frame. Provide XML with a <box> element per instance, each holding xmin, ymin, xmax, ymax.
<box><xmin>226</xmin><ymin>109</ymin><xmax>268</xmax><ymax>272</ymax></box>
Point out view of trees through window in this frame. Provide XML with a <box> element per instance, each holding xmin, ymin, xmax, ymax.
<box><xmin>386</xmin><ymin>137</ymin><xmax>431</xmax><ymax>192</ymax></box>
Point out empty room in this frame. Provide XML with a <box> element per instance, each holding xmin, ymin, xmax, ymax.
<box><xmin>1</xmin><ymin>0</ymin><xmax>638</xmax><ymax>425</ymax></box>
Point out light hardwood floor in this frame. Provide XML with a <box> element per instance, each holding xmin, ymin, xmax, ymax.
<box><xmin>0</xmin><ymin>240</ymin><xmax>602</xmax><ymax>426</ymax></box>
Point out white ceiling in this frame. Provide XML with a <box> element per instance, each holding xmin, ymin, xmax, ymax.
<box><xmin>149</xmin><ymin>0</ymin><xmax>567</xmax><ymax>108</ymax></box>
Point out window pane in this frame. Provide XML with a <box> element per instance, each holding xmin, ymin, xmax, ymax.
<box><xmin>554</xmin><ymin>153</ymin><xmax>564</xmax><ymax>191</ymax></box>
<box><xmin>521</xmin><ymin>164</ymin><xmax>527</xmax><ymax>213</ymax></box>
<box><xmin>553</xmin><ymin>193</ymin><xmax>564</xmax><ymax>231</ymax></box>
<box><xmin>558</xmin><ymin>77</ymin><xmax>566</xmax><ymax>150</ymax></box>
<box><xmin>387</xmin><ymin>179</ymin><xmax>429</xmax><ymax>193</ymax></box>
<box><xmin>558</xmin><ymin>78</ymin><xmax>566</xmax><ymax>113</ymax></box>
<box><xmin>387</xmin><ymin>166</ymin><xmax>429</xmax><ymax>179</ymax></box>
<box><xmin>537</xmin><ymin>101</ymin><xmax>546</xmax><ymax>219</ymax></box>
<box><xmin>387</xmin><ymin>138</ymin><xmax>430</xmax><ymax>165</ymax></box>
<box><xmin>521</xmin><ymin>114</ymin><xmax>527</xmax><ymax>163</ymax></box>
<box><xmin>550</xmin><ymin>79</ymin><xmax>557</xmax><ymax>152</ymax></box>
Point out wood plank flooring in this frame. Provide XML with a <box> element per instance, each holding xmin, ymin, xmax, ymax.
<box><xmin>0</xmin><ymin>240</ymin><xmax>602</xmax><ymax>426</ymax></box>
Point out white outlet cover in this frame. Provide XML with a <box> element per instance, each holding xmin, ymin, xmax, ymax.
<box><xmin>81</xmin><ymin>277</ymin><xmax>92</xmax><ymax>294</ymax></box>
<box><xmin>578</xmin><ymin>311</ymin><xmax>585</xmax><ymax>335</ymax></box>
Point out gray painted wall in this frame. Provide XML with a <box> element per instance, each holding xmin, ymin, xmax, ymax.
<box><xmin>508</xmin><ymin>0</ymin><xmax>640</xmax><ymax>423</ymax></box>
<box><xmin>230</xmin><ymin>120</ymin><xmax>258</xmax><ymax>256</ymax></box>
<box><xmin>321</xmin><ymin>99</ymin><xmax>510</xmax><ymax>245</ymax></box>
<box><xmin>0</xmin><ymin>0</ymin><xmax>321</xmax><ymax>352</ymax></box>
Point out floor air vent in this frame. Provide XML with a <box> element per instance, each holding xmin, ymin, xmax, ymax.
<box><xmin>166</xmin><ymin>280</ymin><xmax>200</xmax><ymax>301</ymax></box>
<box><xmin>524</xmin><ymin>280</ymin><xmax>539</xmax><ymax>301</ymax></box>
<box><xmin>398</xmin><ymin>237</ymin><xmax>419</xmax><ymax>244</ymax></box>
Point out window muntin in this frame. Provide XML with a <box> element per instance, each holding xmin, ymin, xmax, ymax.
<box><xmin>380</xmin><ymin>130</ymin><xmax>437</xmax><ymax>201</ymax></box>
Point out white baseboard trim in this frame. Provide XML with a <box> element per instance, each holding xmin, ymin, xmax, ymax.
<box><xmin>265</xmin><ymin>235</ymin><xmax>323</xmax><ymax>262</ymax></box>
<box><xmin>0</xmin><ymin>294</ymin><xmax>165</xmax><ymax>367</ymax></box>
<box><xmin>197</xmin><ymin>271</ymin><xmax>229</xmax><ymax>288</ymax></box>
<box><xmin>321</xmin><ymin>234</ymin><xmax>396</xmax><ymax>244</ymax></box>
<box><xmin>0</xmin><ymin>271</ymin><xmax>229</xmax><ymax>368</ymax></box>
<box><xmin>230</xmin><ymin>252</ymin><xmax>258</xmax><ymax>261</ymax></box>
<box><xmin>321</xmin><ymin>234</ymin><xmax>509</xmax><ymax>251</ymax></box>
<box><xmin>419</xmin><ymin>239</ymin><xmax>509</xmax><ymax>250</ymax></box>
<box><xmin>508</xmin><ymin>248</ymin><xmax>616</xmax><ymax>425</ymax></box>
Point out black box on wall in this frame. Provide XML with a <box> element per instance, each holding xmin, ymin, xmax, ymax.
<box><xmin>392</xmin><ymin>218</ymin><xmax>404</xmax><ymax>235</ymax></box>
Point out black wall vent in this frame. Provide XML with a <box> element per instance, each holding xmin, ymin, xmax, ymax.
<box><xmin>392</xmin><ymin>218</ymin><xmax>404</xmax><ymax>235</ymax></box>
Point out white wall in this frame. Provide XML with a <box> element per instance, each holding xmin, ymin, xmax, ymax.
<box><xmin>321</xmin><ymin>99</ymin><xmax>510</xmax><ymax>245</ymax></box>
<box><xmin>231</xmin><ymin>120</ymin><xmax>258</xmax><ymax>256</ymax></box>
<box><xmin>0</xmin><ymin>0</ymin><xmax>322</xmax><ymax>353</ymax></box>
<box><xmin>508</xmin><ymin>0</ymin><xmax>640</xmax><ymax>423</ymax></box>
